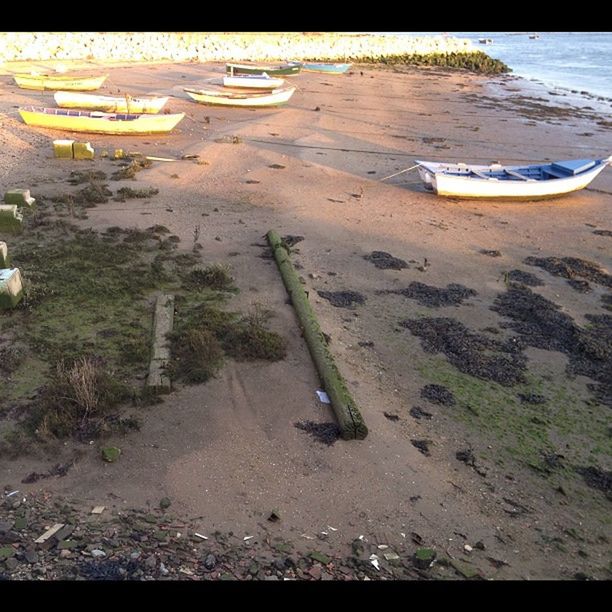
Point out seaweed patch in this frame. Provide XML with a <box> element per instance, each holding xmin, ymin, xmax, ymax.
<box><xmin>381</xmin><ymin>282</ymin><xmax>477</xmax><ymax>307</ymax></box>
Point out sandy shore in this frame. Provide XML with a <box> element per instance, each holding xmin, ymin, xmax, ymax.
<box><xmin>0</xmin><ymin>60</ymin><xmax>610</xmax><ymax>581</ymax></box>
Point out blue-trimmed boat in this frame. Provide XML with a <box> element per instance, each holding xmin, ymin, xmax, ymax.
<box><xmin>416</xmin><ymin>157</ymin><xmax>612</xmax><ymax>199</ymax></box>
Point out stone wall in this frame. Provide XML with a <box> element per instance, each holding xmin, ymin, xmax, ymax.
<box><xmin>0</xmin><ymin>32</ymin><xmax>474</xmax><ymax>63</ymax></box>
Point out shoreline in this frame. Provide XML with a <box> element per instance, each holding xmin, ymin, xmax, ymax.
<box><xmin>0</xmin><ymin>59</ymin><xmax>611</xmax><ymax>581</ymax></box>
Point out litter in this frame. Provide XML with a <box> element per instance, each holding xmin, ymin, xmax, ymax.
<box><xmin>316</xmin><ymin>390</ymin><xmax>331</xmax><ymax>404</ymax></box>
<box><xmin>34</xmin><ymin>523</ymin><xmax>65</xmax><ymax>543</ymax></box>
<box><xmin>327</xmin><ymin>526</ymin><xmax>338</xmax><ymax>532</ymax></box>
<box><xmin>5</xmin><ymin>490</ymin><xmax>19</xmax><ymax>498</ymax></box>
<box><xmin>91</xmin><ymin>506</ymin><xmax>105</xmax><ymax>514</ymax></box>
<box><xmin>369</xmin><ymin>554</ymin><xmax>380</xmax><ymax>571</ymax></box>
<box><xmin>194</xmin><ymin>532</ymin><xmax>208</xmax><ymax>540</ymax></box>
<box><xmin>301</xmin><ymin>534</ymin><xmax>315</xmax><ymax>540</ymax></box>
<box><xmin>377</xmin><ymin>544</ymin><xmax>389</xmax><ymax>550</ymax></box>
<box><xmin>243</xmin><ymin>536</ymin><xmax>255</xmax><ymax>541</ymax></box>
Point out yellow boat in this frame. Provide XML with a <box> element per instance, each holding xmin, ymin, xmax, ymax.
<box><xmin>54</xmin><ymin>91</ymin><xmax>169</xmax><ymax>114</ymax></box>
<box><xmin>14</xmin><ymin>73</ymin><xmax>108</xmax><ymax>91</ymax></box>
<box><xmin>19</xmin><ymin>106</ymin><xmax>185</xmax><ymax>135</ymax></box>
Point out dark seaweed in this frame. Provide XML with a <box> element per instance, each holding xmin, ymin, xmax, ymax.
<box><xmin>506</xmin><ymin>270</ymin><xmax>544</xmax><ymax>287</ymax></box>
<box><xmin>317</xmin><ymin>290</ymin><xmax>365</xmax><ymax>308</ymax></box>
<box><xmin>294</xmin><ymin>421</ymin><xmax>341</xmax><ymax>446</ymax></box>
<box><xmin>364</xmin><ymin>251</ymin><xmax>408</xmax><ymax>270</ymax></box>
<box><xmin>382</xmin><ymin>282</ymin><xmax>477</xmax><ymax>307</ymax></box>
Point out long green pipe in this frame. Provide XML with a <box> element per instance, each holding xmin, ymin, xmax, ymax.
<box><xmin>267</xmin><ymin>230</ymin><xmax>368</xmax><ymax>440</ymax></box>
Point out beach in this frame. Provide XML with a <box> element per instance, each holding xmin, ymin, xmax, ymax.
<box><xmin>0</xmin><ymin>59</ymin><xmax>610</xmax><ymax>580</ymax></box>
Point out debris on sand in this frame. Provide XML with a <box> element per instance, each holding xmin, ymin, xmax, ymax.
<box><xmin>67</xmin><ymin>170</ymin><xmax>107</xmax><ymax>185</ymax></box>
<box><xmin>77</xmin><ymin>182</ymin><xmax>113</xmax><ymax>204</ymax></box>
<box><xmin>294</xmin><ymin>421</ymin><xmax>341</xmax><ymax>446</ymax></box>
<box><xmin>410</xmin><ymin>406</ymin><xmax>433</xmax><ymax>420</ymax></box>
<box><xmin>420</xmin><ymin>384</ymin><xmax>456</xmax><ymax>406</ymax></box>
<box><xmin>517</xmin><ymin>393</ymin><xmax>547</xmax><ymax>405</ymax></box>
<box><xmin>524</xmin><ymin>256</ymin><xmax>611</xmax><ymax>288</ymax></box>
<box><xmin>281</xmin><ymin>235</ymin><xmax>304</xmax><ymax>248</ymax></box>
<box><xmin>480</xmin><ymin>249</ymin><xmax>501</xmax><ymax>257</ymax></box>
<box><xmin>114</xmin><ymin>187</ymin><xmax>159</xmax><ymax>201</ymax></box>
<box><xmin>383</xmin><ymin>412</ymin><xmax>399</xmax><ymax>421</ymax></box>
<box><xmin>592</xmin><ymin>229</ymin><xmax>612</xmax><ymax>237</ymax></box>
<box><xmin>381</xmin><ymin>282</ymin><xmax>477</xmax><ymax>307</ymax></box>
<box><xmin>364</xmin><ymin>251</ymin><xmax>408</xmax><ymax>270</ymax></box>
<box><xmin>111</xmin><ymin>157</ymin><xmax>153</xmax><ymax>180</ymax></box>
<box><xmin>401</xmin><ymin>317</ymin><xmax>527</xmax><ymax>386</ymax></box>
<box><xmin>602</xmin><ymin>294</ymin><xmax>612</xmax><ymax>312</ymax></box>
<box><xmin>492</xmin><ymin>285</ymin><xmax>612</xmax><ymax>406</ymax></box>
<box><xmin>411</xmin><ymin>439</ymin><xmax>432</xmax><ymax>456</ymax></box>
<box><xmin>506</xmin><ymin>270</ymin><xmax>544</xmax><ymax>287</ymax></box>
<box><xmin>567</xmin><ymin>279</ymin><xmax>591</xmax><ymax>293</ymax></box>
<box><xmin>317</xmin><ymin>290</ymin><xmax>365</xmax><ymax>308</ymax></box>
<box><xmin>576</xmin><ymin>466</ymin><xmax>612</xmax><ymax>499</ymax></box>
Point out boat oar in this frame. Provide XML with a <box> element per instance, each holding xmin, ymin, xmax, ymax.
<box><xmin>378</xmin><ymin>163</ymin><xmax>420</xmax><ymax>181</ymax></box>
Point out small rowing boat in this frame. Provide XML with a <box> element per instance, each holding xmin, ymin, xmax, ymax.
<box><xmin>297</xmin><ymin>62</ymin><xmax>352</xmax><ymax>74</ymax></box>
<box><xmin>184</xmin><ymin>84</ymin><xmax>296</xmax><ymax>107</ymax></box>
<box><xmin>226</xmin><ymin>62</ymin><xmax>301</xmax><ymax>77</ymax></box>
<box><xmin>54</xmin><ymin>91</ymin><xmax>169</xmax><ymax>114</ymax></box>
<box><xmin>222</xmin><ymin>73</ymin><xmax>285</xmax><ymax>89</ymax></box>
<box><xmin>416</xmin><ymin>157</ymin><xmax>612</xmax><ymax>199</ymax></box>
<box><xmin>19</xmin><ymin>106</ymin><xmax>184</xmax><ymax>135</ymax></box>
<box><xmin>14</xmin><ymin>73</ymin><xmax>108</xmax><ymax>91</ymax></box>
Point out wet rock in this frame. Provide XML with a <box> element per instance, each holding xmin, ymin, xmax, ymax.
<box><xmin>409</xmin><ymin>406</ymin><xmax>433</xmax><ymax>420</ymax></box>
<box><xmin>364</xmin><ymin>251</ymin><xmax>408</xmax><ymax>270</ymax></box>
<box><xmin>420</xmin><ymin>384</ymin><xmax>455</xmax><ymax>406</ymax></box>
<box><xmin>524</xmin><ymin>255</ymin><xmax>611</xmax><ymax>288</ymax></box>
<box><xmin>382</xmin><ymin>282</ymin><xmax>477</xmax><ymax>307</ymax></box>
<box><xmin>411</xmin><ymin>439</ymin><xmax>432</xmax><ymax>456</ymax></box>
<box><xmin>456</xmin><ymin>448</ymin><xmax>476</xmax><ymax>466</ymax></box>
<box><xmin>402</xmin><ymin>317</ymin><xmax>528</xmax><ymax>386</ymax></box>
<box><xmin>294</xmin><ymin>421</ymin><xmax>341</xmax><ymax>446</ymax></box>
<box><xmin>506</xmin><ymin>269</ymin><xmax>544</xmax><ymax>286</ymax></box>
<box><xmin>317</xmin><ymin>290</ymin><xmax>365</xmax><ymax>308</ymax></box>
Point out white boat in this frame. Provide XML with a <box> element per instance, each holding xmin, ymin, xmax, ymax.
<box><xmin>416</xmin><ymin>157</ymin><xmax>612</xmax><ymax>199</ymax></box>
<box><xmin>184</xmin><ymin>84</ymin><xmax>296</xmax><ymax>107</ymax></box>
<box><xmin>222</xmin><ymin>73</ymin><xmax>285</xmax><ymax>89</ymax></box>
<box><xmin>54</xmin><ymin>91</ymin><xmax>169</xmax><ymax>114</ymax></box>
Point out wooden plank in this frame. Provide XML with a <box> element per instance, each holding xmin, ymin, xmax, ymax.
<box><xmin>146</xmin><ymin>293</ymin><xmax>175</xmax><ymax>388</ymax></box>
<box><xmin>34</xmin><ymin>523</ymin><xmax>65</xmax><ymax>543</ymax></box>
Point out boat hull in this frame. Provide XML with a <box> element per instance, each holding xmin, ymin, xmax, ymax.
<box><xmin>416</xmin><ymin>159</ymin><xmax>610</xmax><ymax>199</ymax></box>
<box><xmin>19</xmin><ymin>107</ymin><xmax>184</xmax><ymax>135</ymax></box>
<box><xmin>226</xmin><ymin>63</ymin><xmax>301</xmax><ymax>77</ymax></box>
<box><xmin>222</xmin><ymin>75</ymin><xmax>285</xmax><ymax>89</ymax></box>
<box><xmin>184</xmin><ymin>86</ymin><xmax>296</xmax><ymax>107</ymax></box>
<box><xmin>54</xmin><ymin>91</ymin><xmax>169</xmax><ymax>114</ymax></box>
<box><xmin>14</xmin><ymin>74</ymin><xmax>108</xmax><ymax>91</ymax></box>
<box><xmin>299</xmin><ymin>62</ymin><xmax>352</xmax><ymax>73</ymax></box>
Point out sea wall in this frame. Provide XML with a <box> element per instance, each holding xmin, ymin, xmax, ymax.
<box><xmin>0</xmin><ymin>32</ymin><xmax>475</xmax><ymax>63</ymax></box>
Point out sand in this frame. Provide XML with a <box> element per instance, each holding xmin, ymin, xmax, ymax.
<box><xmin>0</xmin><ymin>60</ymin><xmax>611</xmax><ymax>580</ymax></box>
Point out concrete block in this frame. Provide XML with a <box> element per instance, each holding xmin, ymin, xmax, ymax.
<box><xmin>0</xmin><ymin>268</ymin><xmax>24</xmax><ymax>310</ymax></box>
<box><xmin>147</xmin><ymin>293</ymin><xmax>175</xmax><ymax>388</ymax></box>
<box><xmin>0</xmin><ymin>205</ymin><xmax>24</xmax><ymax>234</ymax></box>
<box><xmin>0</xmin><ymin>242</ymin><xmax>8</xmax><ymax>268</ymax></box>
<box><xmin>113</xmin><ymin>148</ymin><xmax>125</xmax><ymax>160</ymax></box>
<box><xmin>73</xmin><ymin>142</ymin><xmax>95</xmax><ymax>160</ymax></box>
<box><xmin>53</xmin><ymin>139</ymin><xmax>75</xmax><ymax>158</ymax></box>
<box><xmin>4</xmin><ymin>189</ymin><xmax>35</xmax><ymax>207</ymax></box>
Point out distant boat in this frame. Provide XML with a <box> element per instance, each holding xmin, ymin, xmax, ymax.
<box><xmin>223</xmin><ymin>73</ymin><xmax>285</xmax><ymax>89</ymax></box>
<box><xmin>14</xmin><ymin>73</ymin><xmax>108</xmax><ymax>91</ymax></box>
<box><xmin>478</xmin><ymin>38</ymin><xmax>493</xmax><ymax>45</ymax></box>
<box><xmin>19</xmin><ymin>106</ymin><xmax>185</xmax><ymax>134</ymax></box>
<box><xmin>54</xmin><ymin>91</ymin><xmax>169</xmax><ymax>114</ymax></box>
<box><xmin>184</xmin><ymin>85</ymin><xmax>296</xmax><ymax>107</ymax></box>
<box><xmin>296</xmin><ymin>62</ymin><xmax>352</xmax><ymax>74</ymax></box>
<box><xmin>529</xmin><ymin>33</ymin><xmax>540</xmax><ymax>39</ymax></box>
<box><xmin>226</xmin><ymin>62</ymin><xmax>301</xmax><ymax>77</ymax></box>
<box><xmin>415</xmin><ymin>157</ymin><xmax>612</xmax><ymax>199</ymax></box>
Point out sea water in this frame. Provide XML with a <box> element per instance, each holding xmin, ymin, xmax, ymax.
<box><xmin>376</xmin><ymin>32</ymin><xmax>612</xmax><ymax>102</ymax></box>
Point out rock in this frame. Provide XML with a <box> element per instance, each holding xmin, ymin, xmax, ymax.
<box><xmin>204</xmin><ymin>553</ymin><xmax>216</xmax><ymax>570</ymax></box>
<box><xmin>91</xmin><ymin>549</ymin><xmax>106</xmax><ymax>558</ymax></box>
<box><xmin>414</xmin><ymin>547</ymin><xmax>436</xmax><ymax>569</ymax></box>
<box><xmin>130</xmin><ymin>551</ymin><xmax>142</xmax><ymax>560</ymax></box>
<box><xmin>248</xmin><ymin>561</ymin><xmax>259</xmax><ymax>576</ymax></box>
<box><xmin>59</xmin><ymin>549</ymin><xmax>72</xmax><ymax>558</ymax></box>
<box><xmin>145</xmin><ymin>554</ymin><xmax>157</xmax><ymax>569</ymax></box>
<box><xmin>101</xmin><ymin>447</ymin><xmax>121</xmax><ymax>463</ymax></box>
<box><xmin>450</xmin><ymin>559</ymin><xmax>482</xmax><ymax>579</ymax></box>
<box><xmin>309</xmin><ymin>564</ymin><xmax>322</xmax><ymax>580</ymax></box>
<box><xmin>309</xmin><ymin>551</ymin><xmax>331</xmax><ymax>565</ymax></box>
<box><xmin>5</xmin><ymin>557</ymin><xmax>18</xmax><ymax>571</ymax></box>
<box><xmin>0</xmin><ymin>546</ymin><xmax>15</xmax><ymax>560</ymax></box>
<box><xmin>24</xmin><ymin>549</ymin><xmax>38</xmax><ymax>564</ymax></box>
<box><xmin>159</xmin><ymin>497</ymin><xmax>171</xmax><ymax>510</ymax></box>
<box><xmin>159</xmin><ymin>562</ymin><xmax>169</xmax><ymax>576</ymax></box>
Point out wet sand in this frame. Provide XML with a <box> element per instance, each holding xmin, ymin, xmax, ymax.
<box><xmin>1</xmin><ymin>61</ymin><xmax>611</xmax><ymax>580</ymax></box>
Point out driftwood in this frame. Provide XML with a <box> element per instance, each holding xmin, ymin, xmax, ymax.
<box><xmin>266</xmin><ymin>230</ymin><xmax>368</xmax><ymax>440</ymax></box>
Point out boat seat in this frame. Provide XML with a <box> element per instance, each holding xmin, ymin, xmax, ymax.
<box><xmin>504</xmin><ymin>169</ymin><xmax>536</xmax><ymax>181</ymax></box>
<box><xmin>470</xmin><ymin>169</ymin><xmax>497</xmax><ymax>180</ymax></box>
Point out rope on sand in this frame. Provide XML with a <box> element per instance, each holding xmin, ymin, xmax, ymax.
<box><xmin>266</xmin><ymin>229</ymin><xmax>368</xmax><ymax>441</ymax></box>
<box><xmin>379</xmin><ymin>164</ymin><xmax>420</xmax><ymax>181</ymax></box>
